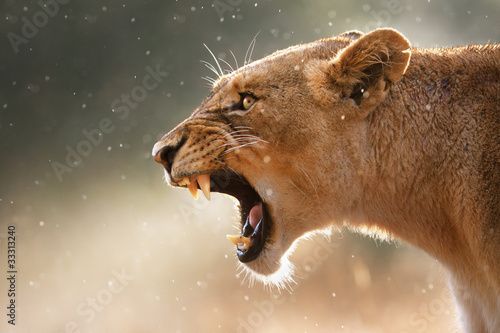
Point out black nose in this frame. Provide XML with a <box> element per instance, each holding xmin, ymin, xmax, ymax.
<box><xmin>153</xmin><ymin>134</ymin><xmax>188</xmax><ymax>174</ymax></box>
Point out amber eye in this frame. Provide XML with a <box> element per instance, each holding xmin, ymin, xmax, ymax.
<box><xmin>242</xmin><ymin>95</ymin><xmax>256</xmax><ymax>110</ymax></box>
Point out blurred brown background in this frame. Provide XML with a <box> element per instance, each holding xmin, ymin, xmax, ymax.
<box><xmin>1</xmin><ymin>0</ymin><xmax>499</xmax><ymax>332</ymax></box>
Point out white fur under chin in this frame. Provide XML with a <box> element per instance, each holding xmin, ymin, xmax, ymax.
<box><xmin>236</xmin><ymin>244</ymin><xmax>299</xmax><ymax>291</ymax></box>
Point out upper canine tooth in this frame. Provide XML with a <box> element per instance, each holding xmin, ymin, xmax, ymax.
<box><xmin>197</xmin><ymin>174</ymin><xmax>211</xmax><ymax>201</ymax></box>
<box><xmin>187</xmin><ymin>181</ymin><xmax>198</xmax><ymax>200</ymax></box>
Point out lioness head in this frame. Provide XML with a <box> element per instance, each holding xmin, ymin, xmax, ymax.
<box><xmin>153</xmin><ymin>29</ymin><xmax>411</xmax><ymax>283</ymax></box>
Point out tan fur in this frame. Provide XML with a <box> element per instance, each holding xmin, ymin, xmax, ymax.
<box><xmin>153</xmin><ymin>29</ymin><xmax>500</xmax><ymax>332</ymax></box>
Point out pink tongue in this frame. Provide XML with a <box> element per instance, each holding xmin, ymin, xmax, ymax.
<box><xmin>249</xmin><ymin>203</ymin><xmax>263</xmax><ymax>229</ymax></box>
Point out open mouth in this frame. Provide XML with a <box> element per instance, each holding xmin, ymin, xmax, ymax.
<box><xmin>173</xmin><ymin>171</ymin><xmax>271</xmax><ymax>263</ymax></box>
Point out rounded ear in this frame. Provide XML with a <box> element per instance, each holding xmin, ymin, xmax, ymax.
<box><xmin>331</xmin><ymin>28</ymin><xmax>411</xmax><ymax>114</ymax></box>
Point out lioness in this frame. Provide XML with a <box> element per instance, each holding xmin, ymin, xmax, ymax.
<box><xmin>152</xmin><ymin>29</ymin><xmax>499</xmax><ymax>332</ymax></box>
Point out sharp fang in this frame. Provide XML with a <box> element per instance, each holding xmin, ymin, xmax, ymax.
<box><xmin>226</xmin><ymin>235</ymin><xmax>241</xmax><ymax>246</ymax></box>
<box><xmin>240</xmin><ymin>236</ymin><xmax>252</xmax><ymax>246</ymax></box>
<box><xmin>198</xmin><ymin>174</ymin><xmax>211</xmax><ymax>200</ymax></box>
<box><xmin>187</xmin><ymin>180</ymin><xmax>198</xmax><ymax>200</ymax></box>
<box><xmin>227</xmin><ymin>235</ymin><xmax>252</xmax><ymax>250</ymax></box>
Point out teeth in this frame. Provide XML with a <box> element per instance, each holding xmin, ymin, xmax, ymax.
<box><xmin>178</xmin><ymin>177</ymin><xmax>190</xmax><ymax>186</ymax></box>
<box><xmin>240</xmin><ymin>236</ymin><xmax>251</xmax><ymax>246</ymax></box>
<box><xmin>238</xmin><ymin>242</ymin><xmax>250</xmax><ymax>251</ymax></box>
<box><xmin>197</xmin><ymin>174</ymin><xmax>211</xmax><ymax>201</ymax></box>
<box><xmin>226</xmin><ymin>234</ymin><xmax>252</xmax><ymax>251</ymax></box>
<box><xmin>187</xmin><ymin>181</ymin><xmax>198</xmax><ymax>200</ymax></box>
<box><xmin>178</xmin><ymin>174</ymin><xmax>211</xmax><ymax>200</ymax></box>
<box><xmin>226</xmin><ymin>235</ymin><xmax>241</xmax><ymax>246</ymax></box>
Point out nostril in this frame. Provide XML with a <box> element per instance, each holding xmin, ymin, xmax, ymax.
<box><xmin>153</xmin><ymin>146</ymin><xmax>176</xmax><ymax>173</ymax></box>
<box><xmin>163</xmin><ymin>147</ymin><xmax>177</xmax><ymax>166</ymax></box>
<box><xmin>153</xmin><ymin>134</ymin><xmax>188</xmax><ymax>173</ymax></box>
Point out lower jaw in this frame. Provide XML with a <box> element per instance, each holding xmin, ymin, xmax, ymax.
<box><xmin>236</xmin><ymin>202</ymin><xmax>271</xmax><ymax>263</ymax></box>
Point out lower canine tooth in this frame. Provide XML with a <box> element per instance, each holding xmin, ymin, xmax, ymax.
<box><xmin>226</xmin><ymin>235</ymin><xmax>252</xmax><ymax>250</ymax></box>
<box><xmin>227</xmin><ymin>235</ymin><xmax>241</xmax><ymax>246</ymax></box>
<box><xmin>240</xmin><ymin>236</ymin><xmax>252</xmax><ymax>246</ymax></box>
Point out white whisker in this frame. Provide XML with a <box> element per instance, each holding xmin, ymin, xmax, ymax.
<box><xmin>200</xmin><ymin>60</ymin><xmax>221</xmax><ymax>79</ymax></box>
<box><xmin>218</xmin><ymin>57</ymin><xmax>235</xmax><ymax>74</ymax></box>
<box><xmin>203</xmin><ymin>43</ymin><xmax>223</xmax><ymax>77</ymax></box>
<box><xmin>244</xmin><ymin>31</ymin><xmax>260</xmax><ymax>66</ymax></box>
<box><xmin>230</xmin><ymin>50</ymin><xmax>239</xmax><ymax>70</ymax></box>
<box><xmin>201</xmin><ymin>76</ymin><xmax>217</xmax><ymax>85</ymax></box>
